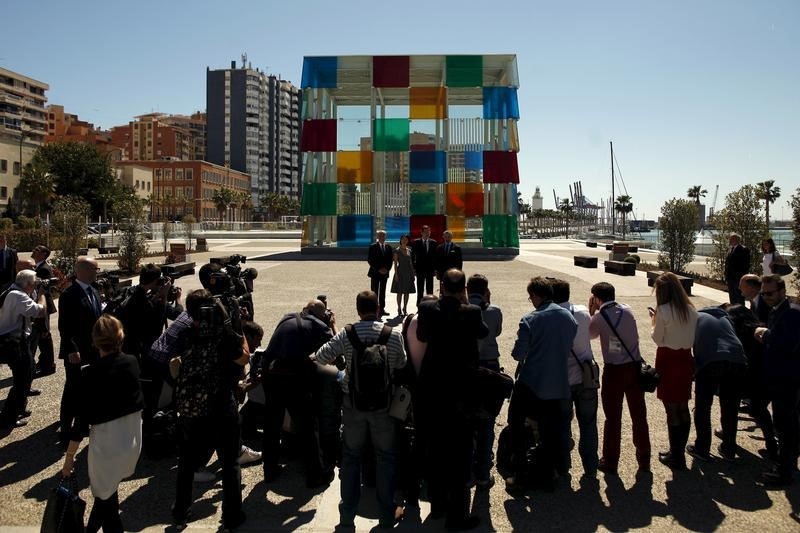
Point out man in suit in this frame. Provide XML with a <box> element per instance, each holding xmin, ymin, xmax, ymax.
<box><xmin>434</xmin><ymin>230</ymin><xmax>463</xmax><ymax>281</ymax></box>
<box><xmin>415</xmin><ymin>269</ymin><xmax>488</xmax><ymax>530</ymax></box>
<box><xmin>57</xmin><ymin>256</ymin><xmax>102</xmax><ymax>442</ymax></box>
<box><xmin>31</xmin><ymin>245</ymin><xmax>56</xmax><ymax>377</ymax></box>
<box><xmin>411</xmin><ymin>225</ymin><xmax>437</xmax><ymax>305</ymax></box>
<box><xmin>367</xmin><ymin>230</ymin><xmax>393</xmax><ymax>317</ymax></box>
<box><xmin>0</xmin><ymin>233</ymin><xmax>19</xmax><ymax>291</ymax></box>
<box><xmin>725</xmin><ymin>233</ymin><xmax>750</xmax><ymax>304</ymax></box>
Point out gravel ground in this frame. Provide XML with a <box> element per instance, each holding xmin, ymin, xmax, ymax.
<box><xmin>1</xmin><ymin>239</ymin><xmax>798</xmax><ymax>532</ymax></box>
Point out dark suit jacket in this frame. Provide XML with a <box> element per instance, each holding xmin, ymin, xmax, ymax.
<box><xmin>411</xmin><ymin>238</ymin><xmax>437</xmax><ymax>274</ymax></box>
<box><xmin>415</xmin><ymin>296</ymin><xmax>489</xmax><ymax>411</ymax></box>
<box><xmin>434</xmin><ymin>242</ymin><xmax>463</xmax><ymax>279</ymax></box>
<box><xmin>57</xmin><ymin>281</ymin><xmax>101</xmax><ymax>363</ymax></box>
<box><xmin>367</xmin><ymin>242</ymin><xmax>394</xmax><ymax>279</ymax></box>
<box><xmin>724</xmin><ymin>244</ymin><xmax>750</xmax><ymax>284</ymax></box>
<box><xmin>0</xmin><ymin>246</ymin><xmax>19</xmax><ymax>290</ymax></box>
<box><xmin>763</xmin><ymin>299</ymin><xmax>800</xmax><ymax>387</ymax></box>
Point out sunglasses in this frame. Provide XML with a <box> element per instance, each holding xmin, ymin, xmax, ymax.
<box><xmin>760</xmin><ymin>289</ymin><xmax>781</xmax><ymax>297</ymax></box>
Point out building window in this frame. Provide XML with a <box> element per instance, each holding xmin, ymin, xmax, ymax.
<box><xmin>175</xmin><ymin>169</ymin><xmax>183</xmax><ymax>181</ymax></box>
<box><xmin>185</xmin><ymin>168</ymin><xmax>193</xmax><ymax>181</ymax></box>
<box><xmin>185</xmin><ymin>187</ymin><xmax>193</xmax><ymax>198</ymax></box>
<box><xmin>135</xmin><ymin>180</ymin><xmax>140</xmax><ymax>189</ymax></box>
<box><xmin>154</xmin><ymin>169</ymin><xmax>162</xmax><ymax>181</ymax></box>
<box><xmin>13</xmin><ymin>162</ymin><xmax>21</xmax><ymax>176</ymax></box>
<box><xmin>0</xmin><ymin>159</ymin><xmax>6</xmax><ymax>173</ymax></box>
<box><xmin>0</xmin><ymin>186</ymin><xmax>7</xmax><ymax>198</ymax></box>
<box><xmin>164</xmin><ymin>168</ymin><xmax>172</xmax><ymax>180</ymax></box>
<box><xmin>147</xmin><ymin>182</ymin><xmax>151</xmax><ymax>191</ymax></box>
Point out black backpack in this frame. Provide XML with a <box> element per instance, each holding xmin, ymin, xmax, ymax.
<box><xmin>344</xmin><ymin>324</ymin><xmax>392</xmax><ymax>411</ymax></box>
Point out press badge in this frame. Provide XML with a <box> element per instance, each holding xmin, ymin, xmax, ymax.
<box><xmin>608</xmin><ymin>337</ymin><xmax>624</xmax><ymax>357</ymax></box>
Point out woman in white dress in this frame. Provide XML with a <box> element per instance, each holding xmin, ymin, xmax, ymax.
<box><xmin>760</xmin><ymin>237</ymin><xmax>785</xmax><ymax>276</ymax></box>
<box><xmin>61</xmin><ymin>315</ymin><xmax>144</xmax><ymax>533</ymax></box>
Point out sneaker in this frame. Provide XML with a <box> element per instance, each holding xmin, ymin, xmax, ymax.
<box><xmin>686</xmin><ymin>444</ymin><xmax>711</xmax><ymax>462</ymax></box>
<box><xmin>476</xmin><ymin>475</ymin><xmax>495</xmax><ymax>489</ymax></box>
<box><xmin>237</xmin><ymin>445</ymin><xmax>262</xmax><ymax>466</ymax></box>
<box><xmin>193</xmin><ymin>470</ymin><xmax>216</xmax><ymax>483</ymax></box>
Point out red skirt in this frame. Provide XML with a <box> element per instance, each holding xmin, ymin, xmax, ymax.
<box><xmin>655</xmin><ymin>347</ymin><xmax>694</xmax><ymax>402</ymax></box>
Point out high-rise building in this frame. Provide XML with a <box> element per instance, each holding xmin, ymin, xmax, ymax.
<box><xmin>160</xmin><ymin>112</ymin><xmax>207</xmax><ymax>161</ymax></box>
<box><xmin>109</xmin><ymin>113</ymin><xmax>199</xmax><ymax>161</ymax></box>
<box><xmin>206</xmin><ymin>58</ymin><xmax>301</xmax><ymax>206</ymax></box>
<box><xmin>0</xmin><ymin>67</ymin><xmax>48</xmax><ymax>213</ymax></box>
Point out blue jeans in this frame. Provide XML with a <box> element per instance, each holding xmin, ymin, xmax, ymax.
<box><xmin>566</xmin><ymin>383</ymin><xmax>599</xmax><ymax>475</ymax></box>
<box><xmin>339</xmin><ymin>397</ymin><xmax>397</xmax><ymax>526</ymax></box>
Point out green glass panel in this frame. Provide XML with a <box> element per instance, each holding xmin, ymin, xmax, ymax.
<box><xmin>373</xmin><ymin>118</ymin><xmax>409</xmax><ymax>151</ymax></box>
<box><xmin>301</xmin><ymin>183</ymin><xmax>337</xmax><ymax>216</ymax></box>
<box><xmin>482</xmin><ymin>215</ymin><xmax>519</xmax><ymax>247</ymax></box>
<box><xmin>446</xmin><ymin>55</ymin><xmax>483</xmax><ymax>87</ymax></box>
<box><xmin>410</xmin><ymin>190</ymin><xmax>437</xmax><ymax>215</ymax></box>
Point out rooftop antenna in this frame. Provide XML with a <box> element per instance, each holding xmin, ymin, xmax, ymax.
<box><xmin>241</xmin><ymin>53</ymin><xmax>247</xmax><ymax>69</ymax></box>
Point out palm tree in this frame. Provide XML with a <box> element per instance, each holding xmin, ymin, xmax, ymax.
<box><xmin>212</xmin><ymin>186</ymin><xmax>234</xmax><ymax>222</ymax></box>
<box><xmin>756</xmin><ymin>180</ymin><xmax>781</xmax><ymax>230</ymax></box>
<box><xmin>18</xmin><ymin>161</ymin><xmax>56</xmax><ymax>217</ymax></box>
<box><xmin>687</xmin><ymin>185</ymin><xmax>707</xmax><ymax>229</ymax></box>
<box><xmin>614</xmin><ymin>195</ymin><xmax>633</xmax><ymax>240</ymax></box>
<box><xmin>558</xmin><ymin>198</ymin><xmax>574</xmax><ymax>237</ymax></box>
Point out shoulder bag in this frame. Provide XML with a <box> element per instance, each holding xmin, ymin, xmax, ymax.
<box><xmin>599</xmin><ymin>305</ymin><xmax>660</xmax><ymax>393</ymax></box>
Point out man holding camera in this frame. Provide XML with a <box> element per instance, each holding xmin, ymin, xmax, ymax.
<box><xmin>30</xmin><ymin>245</ymin><xmax>57</xmax><ymax>377</ymax></box>
<box><xmin>0</xmin><ymin>269</ymin><xmax>47</xmax><ymax>429</ymax></box>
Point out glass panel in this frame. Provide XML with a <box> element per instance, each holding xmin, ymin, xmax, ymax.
<box><xmin>373</xmin><ymin>151</ymin><xmax>408</xmax><ymax>183</ymax></box>
<box><xmin>410</xmin><ymin>214</ymin><xmax>446</xmax><ymax>241</ymax></box>
<box><xmin>337</xmin><ymin>214</ymin><xmax>374</xmax><ymax>247</ymax></box>
<box><xmin>483</xmin><ymin>214</ymin><xmax>519</xmax><ymax>247</ymax></box>
<box><xmin>409</xmin><ymin>183</ymin><xmax>444</xmax><ymax>215</ymax></box>
<box><xmin>301</xmin><ymin>57</ymin><xmax>338</xmax><ymax>89</ymax></box>
<box><xmin>301</xmin><ymin>119</ymin><xmax>337</xmax><ymax>152</ymax></box>
<box><xmin>373</xmin><ymin>118</ymin><xmax>409</xmax><ymax>152</ymax></box>
<box><xmin>483</xmin><ymin>87</ymin><xmax>520</xmax><ymax>120</ymax></box>
<box><xmin>385</xmin><ymin>216</ymin><xmax>411</xmax><ymax>242</ymax></box>
<box><xmin>409</xmin><ymin>119</ymin><xmax>445</xmax><ymax>151</ymax></box>
<box><xmin>410</xmin><ymin>87</ymin><xmax>447</xmax><ymax>119</ymax></box>
<box><xmin>337</xmin><ymin>183</ymin><xmax>372</xmax><ymax>215</ymax></box>
<box><xmin>336</xmin><ymin>151</ymin><xmax>373</xmax><ymax>183</ymax></box>
<box><xmin>378</xmin><ymin>181</ymin><xmax>409</xmax><ymax>217</ymax></box>
<box><xmin>446</xmin><ymin>216</ymin><xmax>466</xmax><ymax>242</ymax></box>
<box><xmin>485</xmin><ymin>118</ymin><xmax>520</xmax><ymax>152</ymax></box>
<box><xmin>409</xmin><ymin>151</ymin><xmax>447</xmax><ymax>184</ymax></box>
<box><xmin>446</xmin><ymin>55</ymin><xmax>483</xmax><ymax>87</ymax></box>
<box><xmin>302</xmin><ymin>152</ymin><xmax>336</xmax><ymax>184</ymax></box>
<box><xmin>484</xmin><ymin>183</ymin><xmax>516</xmax><ymax>215</ymax></box>
<box><xmin>483</xmin><ymin>151</ymin><xmax>519</xmax><ymax>183</ymax></box>
<box><xmin>300</xmin><ymin>183</ymin><xmax>337</xmax><ymax>215</ymax></box>
<box><xmin>302</xmin><ymin>215</ymin><xmax>337</xmax><ymax>247</ymax></box>
<box><xmin>373</xmin><ymin>56</ymin><xmax>410</xmax><ymax>88</ymax></box>
<box><xmin>447</xmin><ymin>183</ymin><xmax>484</xmax><ymax>216</ymax></box>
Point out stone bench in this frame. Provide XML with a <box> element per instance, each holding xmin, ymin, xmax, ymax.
<box><xmin>605</xmin><ymin>260</ymin><xmax>636</xmax><ymax>276</ymax></box>
<box><xmin>646</xmin><ymin>270</ymin><xmax>694</xmax><ymax>295</ymax></box>
<box><xmin>574</xmin><ymin>255</ymin><xmax>598</xmax><ymax>268</ymax></box>
<box><xmin>586</xmin><ymin>241</ymin><xmax>598</xmax><ymax>248</ymax></box>
<box><xmin>160</xmin><ymin>261</ymin><xmax>196</xmax><ymax>278</ymax></box>
<box><xmin>98</xmin><ymin>246</ymin><xmax>119</xmax><ymax>255</ymax></box>
<box><xmin>195</xmin><ymin>237</ymin><xmax>208</xmax><ymax>252</ymax></box>
<box><xmin>628</xmin><ymin>246</ymin><xmax>639</xmax><ymax>253</ymax></box>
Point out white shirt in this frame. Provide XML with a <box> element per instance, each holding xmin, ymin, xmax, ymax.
<box><xmin>762</xmin><ymin>252</ymin><xmax>774</xmax><ymax>276</ymax></box>
<box><xmin>651</xmin><ymin>303</ymin><xmax>698</xmax><ymax>350</ymax></box>
<box><xmin>0</xmin><ymin>284</ymin><xmax>45</xmax><ymax>336</ymax></box>
<box><xmin>560</xmin><ymin>303</ymin><xmax>594</xmax><ymax>386</ymax></box>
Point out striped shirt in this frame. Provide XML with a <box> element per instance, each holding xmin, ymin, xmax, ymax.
<box><xmin>314</xmin><ymin>320</ymin><xmax>407</xmax><ymax>395</ymax></box>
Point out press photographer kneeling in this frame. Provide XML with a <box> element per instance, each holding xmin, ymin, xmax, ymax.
<box><xmin>0</xmin><ymin>269</ymin><xmax>47</xmax><ymax>429</ymax></box>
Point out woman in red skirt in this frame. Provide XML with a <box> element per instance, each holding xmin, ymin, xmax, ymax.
<box><xmin>650</xmin><ymin>273</ymin><xmax>698</xmax><ymax>469</ymax></box>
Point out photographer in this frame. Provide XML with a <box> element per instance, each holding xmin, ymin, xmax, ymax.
<box><xmin>0</xmin><ymin>269</ymin><xmax>46</xmax><ymax>429</ymax></box>
<box><xmin>172</xmin><ymin>289</ymin><xmax>248</xmax><ymax>529</ymax></box>
<box><xmin>31</xmin><ymin>245</ymin><xmax>57</xmax><ymax>377</ymax></box>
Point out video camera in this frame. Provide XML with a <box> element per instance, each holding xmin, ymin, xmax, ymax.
<box><xmin>96</xmin><ymin>272</ymin><xmax>124</xmax><ymax>300</ymax></box>
<box><xmin>209</xmin><ymin>255</ymin><xmax>258</xmax><ymax>320</ymax></box>
<box><xmin>156</xmin><ymin>274</ymin><xmax>180</xmax><ymax>302</ymax></box>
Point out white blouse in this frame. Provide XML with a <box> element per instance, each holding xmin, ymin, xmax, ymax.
<box><xmin>651</xmin><ymin>303</ymin><xmax>698</xmax><ymax>350</ymax></box>
<box><xmin>762</xmin><ymin>252</ymin><xmax>774</xmax><ymax>276</ymax></box>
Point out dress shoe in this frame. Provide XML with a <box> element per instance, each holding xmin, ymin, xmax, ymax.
<box><xmin>381</xmin><ymin>311</ymin><xmax>390</xmax><ymax>316</ymax></box>
<box><xmin>1</xmin><ymin>418</ymin><xmax>28</xmax><ymax>429</ymax></box>
<box><xmin>306</xmin><ymin>469</ymin><xmax>335</xmax><ymax>488</ymax></box>
<box><xmin>35</xmin><ymin>367</ymin><xmax>56</xmax><ymax>378</ymax></box>
<box><xmin>658</xmin><ymin>452</ymin><xmax>687</xmax><ymax>470</ymax></box>
<box><xmin>761</xmin><ymin>470</ymin><xmax>792</xmax><ymax>487</ymax></box>
<box><xmin>222</xmin><ymin>510</ymin><xmax>246</xmax><ymax>530</ymax></box>
<box><xmin>18</xmin><ymin>410</ymin><xmax>32</xmax><ymax>419</ymax></box>
<box><xmin>26</xmin><ymin>388</ymin><xmax>41</xmax><ymax>397</ymax></box>
<box><xmin>716</xmin><ymin>444</ymin><xmax>737</xmax><ymax>462</ymax></box>
<box><xmin>686</xmin><ymin>444</ymin><xmax>711</xmax><ymax>462</ymax></box>
<box><xmin>597</xmin><ymin>459</ymin><xmax>618</xmax><ymax>476</ymax></box>
<box><xmin>445</xmin><ymin>515</ymin><xmax>481</xmax><ymax>531</ymax></box>
<box><xmin>263</xmin><ymin>465</ymin><xmax>284</xmax><ymax>483</ymax></box>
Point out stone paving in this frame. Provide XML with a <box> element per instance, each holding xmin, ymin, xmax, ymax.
<box><xmin>1</xmin><ymin>239</ymin><xmax>798</xmax><ymax>532</ymax></box>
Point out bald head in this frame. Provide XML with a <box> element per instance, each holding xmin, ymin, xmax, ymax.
<box><xmin>75</xmin><ymin>256</ymin><xmax>99</xmax><ymax>284</ymax></box>
<box><xmin>739</xmin><ymin>274</ymin><xmax>761</xmax><ymax>300</ymax></box>
<box><xmin>305</xmin><ymin>299</ymin><xmax>327</xmax><ymax>321</ymax></box>
<box><xmin>16</xmin><ymin>258</ymin><xmax>35</xmax><ymax>273</ymax></box>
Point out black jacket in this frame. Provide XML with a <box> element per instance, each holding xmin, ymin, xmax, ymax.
<box><xmin>262</xmin><ymin>312</ymin><xmax>333</xmax><ymax>376</ymax></box>
<box><xmin>34</xmin><ymin>261</ymin><xmax>57</xmax><ymax>326</ymax></box>
<box><xmin>724</xmin><ymin>244</ymin><xmax>750</xmax><ymax>284</ymax></box>
<box><xmin>57</xmin><ymin>281</ymin><xmax>101</xmax><ymax>362</ymax></box>
<box><xmin>120</xmin><ymin>285</ymin><xmax>168</xmax><ymax>357</ymax></box>
<box><xmin>367</xmin><ymin>242</ymin><xmax>393</xmax><ymax>279</ymax></box>
<box><xmin>411</xmin><ymin>238</ymin><xmax>437</xmax><ymax>274</ymax></box>
<box><xmin>0</xmin><ymin>247</ymin><xmax>18</xmax><ymax>290</ymax></box>
<box><xmin>434</xmin><ymin>242</ymin><xmax>463</xmax><ymax>279</ymax></box>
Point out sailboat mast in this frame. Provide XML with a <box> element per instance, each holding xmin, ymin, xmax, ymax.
<box><xmin>611</xmin><ymin>141</ymin><xmax>615</xmax><ymax>235</ymax></box>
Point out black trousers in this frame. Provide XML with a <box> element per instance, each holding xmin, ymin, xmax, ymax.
<box><xmin>29</xmin><ymin>321</ymin><xmax>55</xmax><ymax>372</ymax></box>
<box><xmin>60</xmin><ymin>360</ymin><xmax>83</xmax><ymax>436</ymax></box>
<box><xmin>415</xmin><ymin>271</ymin><xmax>435</xmax><ymax>303</ymax></box>
<box><xmin>508</xmin><ymin>381</ymin><xmax>564</xmax><ymax>485</ymax></box>
<box><xmin>174</xmin><ymin>413</ymin><xmax>242</xmax><ymax>521</ymax></box>
<box><xmin>727</xmin><ymin>279</ymin><xmax>745</xmax><ymax>305</ymax></box>
<box><xmin>0</xmin><ymin>335</ymin><xmax>32</xmax><ymax>424</ymax></box>
<box><xmin>771</xmin><ymin>384</ymin><xmax>800</xmax><ymax>478</ymax></box>
<box><xmin>262</xmin><ymin>373</ymin><xmax>324</xmax><ymax>480</ymax></box>
<box><xmin>86</xmin><ymin>491</ymin><xmax>122</xmax><ymax>533</ymax></box>
<box><xmin>140</xmin><ymin>356</ymin><xmax>164</xmax><ymax>424</ymax></box>
<box><xmin>694</xmin><ymin>361</ymin><xmax>746</xmax><ymax>455</ymax></box>
<box><xmin>315</xmin><ymin>371</ymin><xmax>343</xmax><ymax>470</ymax></box>
<box><xmin>370</xmin><ymin>276</ymin><xmax>388</xmax><ymax>312</ymax></box>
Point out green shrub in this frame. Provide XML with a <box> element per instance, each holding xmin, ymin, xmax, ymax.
<box><xmin>623</xmin><ymin>256</ymin><xmax>638</xmax><ymax>264</ymax></box>
<box><xmin>87</xmin><ymin>237</ymin><xmax>99</xmax><ymax>249</ymax></box>
<box><xmin>629</xmin><ymin>254</ymin><xmax>641</xmax><ymax>264</ymax></box>
<box><xmin>16</xmin><ymin>215</ymin><xmax>38</xmax><ymax>229</ymax></box>
<box><xmin>0</xmin><ymin>218</ymin><xmax>12</xmax><ymax>231</ymax></box>
<box><xmin>7</xmin><ymin>228</ymin><xmax>49</xmax><ymax>252</ymax></box>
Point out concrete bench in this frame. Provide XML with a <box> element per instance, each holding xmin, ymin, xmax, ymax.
<box><xmin>195</xmin><ymin>237</ymin><xmax>208</xmax><ymax>252</ymax></box>
<box><xmin>586</xmin><ymin>241</ymin><xmax>598</xmax><ymax>248</ymax></box>
<box><xmin>160</xmin><ymin>261</ymin><xmax>196</xmax><ymax>278</ymax></box>
<box><xmin>98</xmin><ymin>246</ymin><xmax>119</xmax><ymax>255</ymax></box>
<box><xmin>646</xmin><ymin>270</ymin><xmax>694</xmax><ymax>295</ymax></box>
<box><xmin>574</xmin><ymin>255</ymin><xmax>598</xmax><ymax>268</ymax></box>
<box><xmin>605</xmin><ymin>260</ymin><xmax>636</xmax><ymax>276</ymax></box>
<box><xmin>628</xmin><ymin>246</ymin><xmax>639</xmax><ymax>253</ymax></box>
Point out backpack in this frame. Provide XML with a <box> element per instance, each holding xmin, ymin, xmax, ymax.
<box><xmin>344</xmin><ymin>324</ymin><xmax>392</xmax><ymax>412</ymax></box>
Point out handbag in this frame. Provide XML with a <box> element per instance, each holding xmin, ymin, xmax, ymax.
<box><xmin>773</xmin><ymin>262</ymin><xmax>793</xmax><ymax>276</ymax></box>
<box><xmin>599</xmin><ymin>305</ymin><xmax>660</xmax><ymax>393</ymax></box>
<box><xmin>473</xmin><ymin>365</ymin><xmax>514</xmax><ymax>417</ymax></box>
<box><xmin>571</xmin><ymin>349</ymin><xmax>600</xmax><ymax>389</ymax></box>
<box><xmin>41</xmin><ymin>475</ymin><xmax>85</xmax><ymax>533</ymax></box>
<box><xmin>388</xmin><ymin>385</ymin><xmax>412</xmax><ymax>421</ymax></box>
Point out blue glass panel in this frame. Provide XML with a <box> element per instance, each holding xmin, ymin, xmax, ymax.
<box><xmin>482</xmin><ymin>87</ymin><xmax>520</xmax><ymax>119</ymax></box>
<box><xmin>464</xmin><ymin>150</ymin><xmax>483</xmax><ymax>170</ymax></box>
<box><xmin>301</xmin><ymin>57</ymin><xmax>337</xmax><ymax>88</ymax></box>
<box><xmin>337</xmin><ymin>215</ymin><xmax>374</xmax><ymax>247</ymax></box>
<box><xmin>385</xmin><ymin>216</ymin><xmax>411</xmax><ymax>243</ymax></box>
<box><xmin>409</xmin><ymin>151</ymin><xmax>447</xmax><ymax>183</ymax></box>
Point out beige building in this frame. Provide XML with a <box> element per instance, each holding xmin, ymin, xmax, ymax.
<box><xmin>0</xmin><ymin>67</ymin><xmax>48</xmax><ymax>213</ymax></box>
<box><xmin>116</xmin><ymin>164</ymin><xmax>153</xmax><ymax>200</ymax></box>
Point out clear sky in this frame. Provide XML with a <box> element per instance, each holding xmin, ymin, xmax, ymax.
<box><xmin>2</xmin><ymin>0</ymin><xmax>798</xmax><ymax>219</ymax></box>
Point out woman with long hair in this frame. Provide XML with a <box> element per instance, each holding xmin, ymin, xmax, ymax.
<box><xmin>391</xmin><ymin>234</ymin><xmax>416</xmax><ymax>316</ymax></box>
<box><xmin>650</xmin><ymin>273</ymin><xmax>698</xmax><ymax>469</ymax></box>
<box><xmin>61</xmin><ymin>315</ymin><xmax>144</xmax><ymax>533</ymax></box>
<box><xmin>760</xmin><ymin>237</ymin><xmax>786</xmax><ymax>276</ymax></box>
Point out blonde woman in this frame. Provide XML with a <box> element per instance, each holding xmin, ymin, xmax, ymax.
<box><xmin>61</xmin><ymin>315</ymin><xmax>143</xmax><ymax>533</ymax></box>
<box><xmin>650</xmin><ymin>273</ymin><xmax>698</xmax><ymax>470</ymax></box>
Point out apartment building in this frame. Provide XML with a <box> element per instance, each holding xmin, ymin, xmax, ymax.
<box><xmin>110</xmin><ymin>113</ymin><xmax>200</xmax><ymax>161</ymax></box>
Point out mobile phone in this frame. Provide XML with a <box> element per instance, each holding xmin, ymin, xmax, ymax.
<box><xmin>647</xmin><ymin>306</ymin><xmax>656</xmax><ymax>314</ymax></box>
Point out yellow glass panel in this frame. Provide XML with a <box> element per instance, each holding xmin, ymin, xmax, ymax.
<box><xmin>410</xmin><ymin>87</ymin><xmax>447</xmax><ymax>119</ymax></box>
<box><xmin>336</xmin><ymin>151</ymin><xmax>373</xmax><ymax>183</ymax></box>
<box><xmin>447</xmin><ymin>216</ymin><xmax>466</xmax><ymax>242</ymax></box>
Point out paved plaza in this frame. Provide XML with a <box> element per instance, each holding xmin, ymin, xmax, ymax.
<box><xmin>1</xmin><ymin>239</ymin><xmax>799</xmax><ymax>531</ymax></box>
